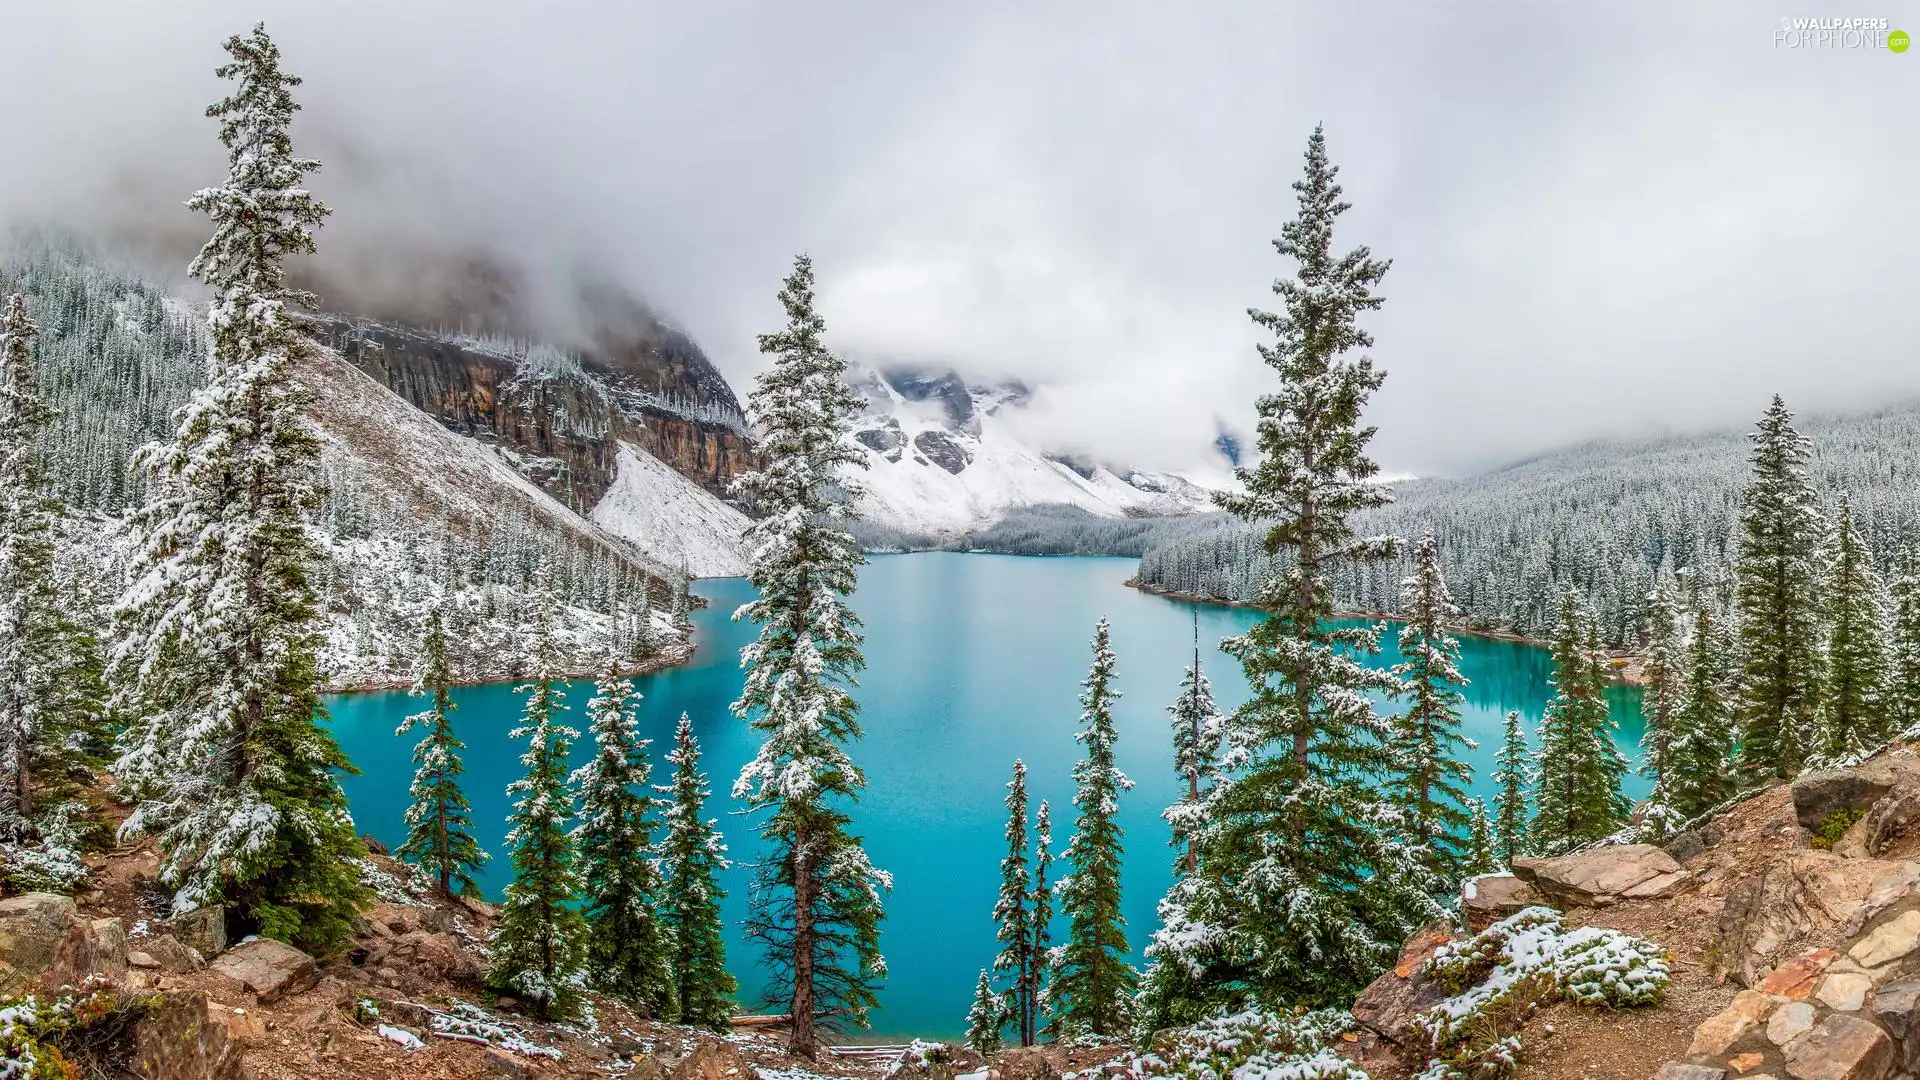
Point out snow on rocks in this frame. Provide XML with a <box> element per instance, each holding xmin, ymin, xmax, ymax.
<box><xmin>1509</xmin><ymin>844</ymin><xmax>1689</xmax><ymax>907</ymax></box>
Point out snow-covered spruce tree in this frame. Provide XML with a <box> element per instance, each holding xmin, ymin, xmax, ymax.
<box><xmin>1815</xmin><ymin>495</ymin><xmax>1891</xmax><ymax>762</ymax></box>
<box><xmin>730</xmin><ymin>255</ymin><xmax>888</xmax><ymax>1056</ymax></box>
<box><xmin>1165</xmin><ymin>612</ymin><xmax>1221</xmax><ymax>875</ymax></box>
<box><xmin>1389</xmin><ymin>534</ymin><xmax>1473</xmax><ymax>886</ymax></box>
<box><xmin>1638</xmin><ymin>580</ymin><xmax>1686</xmax><ymax>797</ymax></box>
<box><xmin>394</xmin><ymin>604</ymin><xmax>485</xmax><ymax>898</ymax></box>
<box><xmin>966</xmin><ymin>969</ymin><xmax>1006</xmax><ymax>1054</ymax></box>
<box><xmin>0</xmin><ymin>293</ymin><xmax>103</xmax><ymax>824</ymax></box>
<box><xmin>1465</xmin><ymin>798</ymin><xmax>1497</xmax><ymax>877</ymax></box>
<box><xmin>1666</xmin><ymin>601</ymin><xmax>1737</xmax><ymax>818</ymax></box>
<box><xmin>1734</xmin><ymin>396</ymin><xmax>1826</xmax><ymax>780</ymax></box>
<box><xmin>1889</xmin><ymin>557</ymin><xmax>1920</xmax><ymax>737</ymax></box>
<box><xmin>571</xmin><ymin>661</ymin><xmax>674</xmax><ymax>1015</ymax></box>
<box><xmin>1030</xmin><ymin>799</ymin><xmax>1057</xmax><ymax>1035</ymax></box>
<box><xmin>659</xmin><ymin>714</ymin><xmax>737</xmax><ymax>1032</ymax></box>
<box><xmin>487</xmin><ymin>603</ymin><xmax>589</xmax><ymax>1021</ymax></box>
<box><xmin>992</xmin><ymin>759</ymin><xmax>1038</xmax><ymax>1046</ymax></box>
<box><xmin>111</xmin><ymin>25</ymin><xmax>368</xmax><ymax>951</ymax></box>
<box><xmin>1143</xmin><ymin>126</ymin><xmax>1437</xmax><ymax>1022</ymax></box>
<box><xmin>1051</xmin><ymin>617</ymin><xmax>1136</xmax><ymax>1039</ymax></box>
<box><xmin>1491</xmin><ymin>710</ymin><xmax>1530</xmax><ymax>864</ymax></box>
<box><xmin>1531</xmin><ymin>591</ymin><xmax>1629</xmax><ymax>854</ymax></box>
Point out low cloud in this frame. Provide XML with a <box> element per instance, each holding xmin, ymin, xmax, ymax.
<box><xmin>3</xmin><ymin>2</ymin><xmax>1912</xmax><ymax>476</ymax></box>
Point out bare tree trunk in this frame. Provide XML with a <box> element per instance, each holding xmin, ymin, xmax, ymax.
<box><xmin>789</xmin><ymin>826</ymin><xmax>818</xmax><ymax>1057</ymax></box>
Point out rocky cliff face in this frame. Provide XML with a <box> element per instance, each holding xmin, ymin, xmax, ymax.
<box><xmin>319</xmin><ymin>316</ymin><xmax>751</xmax><ymax>507</ymax></box>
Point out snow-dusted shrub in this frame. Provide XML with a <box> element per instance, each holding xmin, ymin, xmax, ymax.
<box><xmin>0</xmin><ymin>981</ymin><xmax>156</xmax><ymax>1079</ymax></box>
<box><xmin>0</xmin><ymin>804</ymin><xmax>91</xmax><ymax>895</ymax></box>
<box><xmin>1413</xmin><ymin>907</ymin><xmax>1667</xmax><ymax>1080</ymax></box>
<box><xmin>1122</xmin><ymin>1008</ymin><xmax>1366</xmax><ymax>1080</ymax></box>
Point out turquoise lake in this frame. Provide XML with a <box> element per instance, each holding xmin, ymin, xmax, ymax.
<box><xmin>325</xmin><ymin>553</ymin><xmax>1647</xmax><ymax>1040</ymax></box>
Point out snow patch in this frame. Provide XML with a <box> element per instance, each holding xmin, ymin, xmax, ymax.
<box><xmin>592</xmin><ymin>442</ymin><xmax>751</xmax><ymax>578</ymax></box>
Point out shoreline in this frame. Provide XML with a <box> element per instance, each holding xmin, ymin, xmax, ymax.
<box><xmin>322</xmin><ymin>640</ymin><xmax>698</xmax><ymax>696</ymax></box>
<box><xmin>1126</xmin><ymin>578</ymin><xmax>1649</xmax><ymax>687</ymax></box>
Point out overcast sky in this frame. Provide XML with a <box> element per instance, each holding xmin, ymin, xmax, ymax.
<box><xmin>2</xmin><ymin>2</ymin><xmax>1914</xmax><ymax>477</ymax></box>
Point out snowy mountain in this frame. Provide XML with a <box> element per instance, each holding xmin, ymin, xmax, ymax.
<box><xmin>846</xmin><ymin>365</ymin><xmax>1221</xmax><ymax>539</ymax></box>
<box><xmin>1</xmin><ymin>234</ymin><xmax>718</xmax><ymax>686</ymax></box>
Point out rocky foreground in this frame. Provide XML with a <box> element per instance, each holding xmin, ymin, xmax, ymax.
<box><xmin>1347</xmin><ymin>747</ymin><xmax>1920</xmax><ymax>1080</ymax></box>
<box><xmin>22</xmin><ymin>750</ymin><xmax>1920</xmax><ymax>1079</ymax></box>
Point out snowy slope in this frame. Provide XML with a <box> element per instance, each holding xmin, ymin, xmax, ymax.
<box><xmin>591</xmin><ymin>442</ymin><xmax>752</xmax><ymax>578</ymax></box>
<box><xmin>846</xmin><ymin>366</ymin><xmax>1220</xmax><ymax>538</ymax></box>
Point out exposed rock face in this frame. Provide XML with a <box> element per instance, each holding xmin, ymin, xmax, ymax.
<box><xmin>131</xmin><ymin>991</ymin><xmax>252</xmax><ymax>1080</ymax></box>
<box><xmin>671</xmin><ymin>1039</ymin><xmax>756</xmax><ymax>1080</ymax></box>
<box><xmin>1782</xmin><ymin>1014</ymin><xmax>1893</xmax><ymax>1080</ymax></box>
<box><xmin>1350</xmin><ymin>921</ymin><xmax>1454</xmax><ymax>1041</ymax></box>
<box><xmin>1713</xmin><ymin>854</ymin><xmax>1920</xmax><ymax>986</ymax></box>
<box><xmin>161</xmin><ymin>905</ymin><xmax>227</xmax><ymax>960</ymax></box>
<box><xmin>0</xmin><ymin>893</ymin><xmax>128</xmax><ymax>995</ymax></box>
<box><xmin>1510</xmin><ymin>844</ymin><xmax>1689</xmax><ymax>907</ymax></box>
<box><xmin>913</xmin><ymin>430</ymin><xmax>973</xmax><ymax>474</ymax></box>
<box><xmin>321</xmin><ymin>316</ymin><xmax>751</xmax><ymax>505</ymax></box>
<box><xmin>1792</xmin><ymin>755</ymin><xmax>1920</xmax><ymax>830</ymax></box>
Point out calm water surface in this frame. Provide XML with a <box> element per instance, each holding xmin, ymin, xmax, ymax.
<box><xmin>326</xmin><ymin>553</ymin><xmax>1646</xmax><ymax>1039</ymax></box>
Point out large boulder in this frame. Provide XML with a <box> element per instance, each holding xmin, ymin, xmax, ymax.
<box><xmin>208</xmin><ymin>938</ymin><xmax>318</xmax><ymax>1003</ymax></box>
<box><xmin>131</xmin><ymin>990</ymin><xmax>251</xmax><ymax>1080</ymax></box>
<box><xmin>1460</xmin><ymin>874</ymin><xmax>1544</xmax><ymax>931</ymax></box>
<box><xmin>1351</xmin><ymin>921</ymin><xmax>1454</xmax><ymax>1041</ymax></box>
<box><xmin>1714</xmin><ymin>853</ymin><xmax>1920</xmax><ymax>986</ymax></box>
<box><xmin>1792</xmin><ymin>753</ymin><xmax>1920</xmax><ymax>829</ymax></box>
<box><xmin>1781</xmin><ymin>1013</ymin><xmax>1894</xmax><ymax>1080</ymax></box>
<box><xmin>672</xmin><ymin>1039</ymin><xmax>756</xmax><ymax>1080</ymax></box>
<box><xmin>43</xmin><ymin>916</ymin><xmax>127</xmax><ymax>989</ymax></box>
<box><xmin>991</xmin><ymin>1047</ymin><xmax>1060</xmax><ymax>1080</ymax></box>
<box><xmin>160</xmin><ymin>905</ymin><xmax>227</xmax><ymax>959</ymax></box>
<box><xmin>0</xmin><ymin>892</ymin><xmax>80</xmax><ymax>995</ymax></box>
<box><xmin>1510</xmin><ymin>844</ymin><xmax>1687</xmax><ymax>907</ymax></box>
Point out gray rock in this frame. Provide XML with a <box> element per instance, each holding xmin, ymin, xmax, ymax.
<box><xmin>1511</xmin><ymin>844</ymin><xmax>1684</xmax><ymax>906</ymax></box>
<box><xmin>1713</xmin><ymin>852</ymin><xmax>1920</xmax><ymax>987</ymax></box>
<box><xmin>1771</xmin><ymin>1001</ymin><xmax>1818</xmax><ymax>1045</ymax></box>
<box><xmin>1656</xmin><ymin>1064</ymin><xmax>1726</xmax><ymax>1080</ymax></box>
<box><xmin>1665</xmin><ymin>830</ymin><xmax>1709</xmax><ymax>864</ymax></box>
<box><xmin>161</xmin><ymin>905</ymin><xmax>226</xmax><ymax>959</ymax></box>
<box><xmin>1869</xmin><ymin>976</ymin><xmax>1920</xmax><ymax>1040</ymax></box>
<box><xmin>1783</xmin><ymin>1014</ymin><xmax>1894</xmax><ymax>1080</ymax></box>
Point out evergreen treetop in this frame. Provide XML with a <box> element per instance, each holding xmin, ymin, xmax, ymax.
<box><xmin>1815</xmin><ymin>495</ymin><xmax>1892</xmax><ymax>762</ymax></box>
<box><xmin>1734</xmin><ymin>395</ymin><xmax>1826</xmax><ymax>779</ymax></box>
<box><xmin>1389</xmin><ymin>533</ymin><xmax>1474</xmax><ymax>885</ymax></box>
<box><xmin>394</xmin><ymin>604</ymin><xmax>486</xmax><ymax>898</ymax></box>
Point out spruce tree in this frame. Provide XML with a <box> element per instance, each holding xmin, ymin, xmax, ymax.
<box><xmin>1491</xmin><ymin>710</ymin><xmax>1530</xmax><ymax>864</ymax></box>
<box><xmin>966</xmin><ymin>969</ymin><xmax>1005</xmax><ymax>1054</ymax></box>
<box><xmin>991</xmin><ymin>760</ymin><xmax>1038</xmax><ymax>1046</ymax></box>
<box><xmin>1165</xmin><ymin>611</ymin><xmax>1221</xmax><ymax>875</ymax></box>
<box><xmin>1531</xmin><ymin>591</ymin><xmax>1629</xmax><ymax>854</ymax></box>
<box><xmin>394</xmin><ymin>604</ymin><xmax>486</xmax><ymax>898</ymax></box>
<box><xmin>1639</xmin><ymin>580</ymin><xmax>1686</xmax><ymax>795</ymax></box>
<box><xmin>1389</xmin><ymin>534</ymin><xmax>1473</xmax><ymax>885</ymax></box>
<box><xmin>1815</xmin><ymin>496</ymin><xmax>1892</xmax><ymax>761</ymax></box>
<box><xmin>1667</xmin><ymin>602</ymin><xmax>1737</xmax><ymax>818</ymax></box>
<box><xmin>0</xmin><ymin>293</ymin><xmax>101</xmax><ymax>824</ymax></box>
<box><xmin>1733</xmin><ymin>396</ymin><xmax>1826</xmax><ymax>779</ymax></box>
<box><xmin>111</xmin><ymin>25</ymin><xmax>368</xmax><ymax>951</ymax></box>
<box><xmin>1142</xmin><ymin>126</ymin><xmax>1436</xmax><ymax>1021</ymax></box>
<box><xmin>1030</xmin><ymin>799</ymin><xmax>1056</xmax><ymax>1036</ymax></box>
<box><xmin>487</xmin><ymin>603</ymin><xmax>589</xmax><ymax>1021</ymax></box>
<box><xmin>730</xmin><ymin>255</ymin><xmax>887</xmax><ymax>1056</ymax></box>
<box><xmin>1051</xmin><ymin>618</ymin><xmax>1135</xmax><ymax>1039</ymax></box>
<box><xmin>1465</xmin><ymin>798</ymin><xmax>1497</xmax><ymax>877</ymax></box>
<box><xmin>659</xmin><ymin>715</ymin><xmax>737</xmax><ymax>1032</ymax></box>
<box><xmin>571</xmin><ymin>662</ymin><xmax>674</xmax><ymax>1014</ymax></box>
<box><xmin>1888</xmin><ymin>557</ymin><xmax>1920</xmax><ymax>737</ymax></box>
